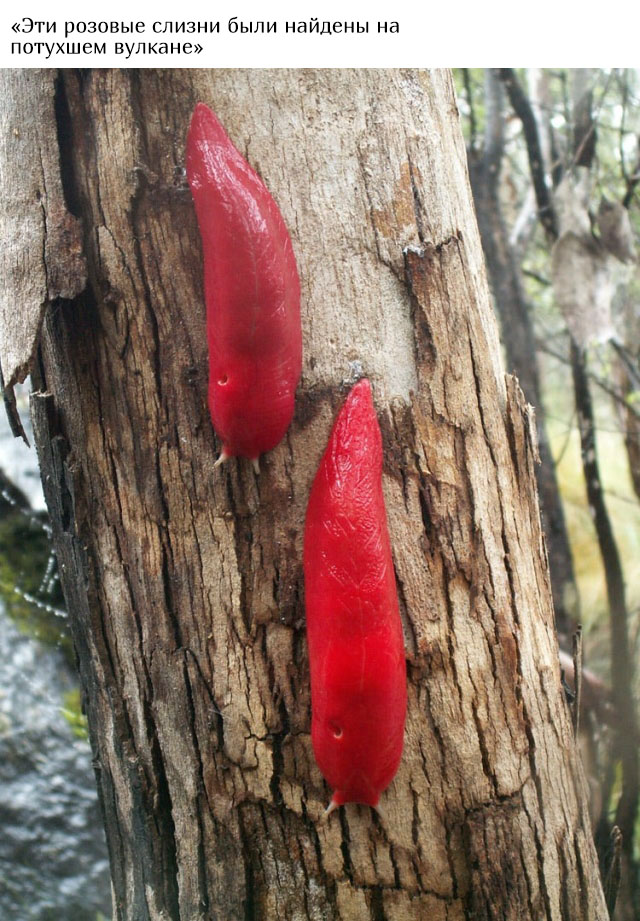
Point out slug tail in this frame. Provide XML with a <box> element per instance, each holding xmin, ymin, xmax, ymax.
<box><xmin>373</xmin><ymin>801</ymin><xmax>386</xmax><ymax>823</ymax></box>
<box><xmin>323</xmin><ymin>796</ymin><xmax>340</xmax><ymax>819</ymax></box>
<box><xmin>213</xmin><ymin>447</ymin><xmax>231</xmax><ymax>469</ymax></box>
<box><xmin>252</xmin><ymin>457</ymin><xmax>261</xmax><ymax>475</ymax></box>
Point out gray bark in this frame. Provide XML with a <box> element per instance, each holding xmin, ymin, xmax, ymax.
<box><xmin>467</xmin><ymin>69</ymin><xmax>580</xmax><ymax>635</ymax></box>
<box><xmin>0</xmin><ymin>69</ymin><xmax>85</xmax><ymax>438</ymax></box>
<box><xmin>2</xmin><ymin>67</ymin><xmax>608</xmax><ymax>921</ymax></box>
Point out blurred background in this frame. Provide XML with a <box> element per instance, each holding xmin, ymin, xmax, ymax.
<box><xmin>0</xmin><ymin>68</ymin><xmax>638</xmax><ymax>919</ymax></box>
<box><xmin>0</xmin><ymin>382</ymin><xmax>111</xmax><ymax>920</ymax></box>
<box><xmin>456</xmin><ymin>68</ymin><xmax>640</xmax><ymax>919</ymax></box>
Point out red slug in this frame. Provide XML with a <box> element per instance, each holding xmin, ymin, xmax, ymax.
<box><xmin>186</xmin><ymin>102</ymin><xmax>302</xmax><ymax>467</ymax></box>
<box><xmin>304</xmin><ymin>379</ymin><xmax>407</xmax><ymax>814</ymax></box>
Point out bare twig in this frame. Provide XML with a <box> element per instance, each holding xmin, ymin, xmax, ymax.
<box><xmin>622</xmin><ymin>137</ymin><xmax>640</xmax><ymax>209</ymax></box>
<box><xmin>522</xmin><ymin>268</ymin><xmax>551</xmax><ymax>287</ymax></box>
<box><xmin>618</xmin><ymin>70</ymin><xmax>630</xmax><ymax>185</ymax></box>
<box><xmin>536</xmin><ymin>339</ymin><xmax>640</xmax><ymax>423</ymax></box>
<box><xmin>603</xmin><ymin>825</ymin><xmax>623</xmax><ymax>917</ymax></box>
<box><xmin>499</xmin><ymin>68</ymin><xmax>559</xmax><ymax>241</ymax></box>
<box><xmin>610</xmin><ymin>339</ymin><xmax>640</xmax><ymax>391</ymax></box>
<box><xmin>572</xmin><ymin>625</ymin><xmax>583</xmax><ymax>734</ymax></box>
<box><xmin>471</xmin><ymin>69</ymin><xmax>579</xmax><ymax>633</ymax></box>
<box><xmin>571</xmin><ymin>339</ymin><xmax>639</xmax><ymax>854</ymax></box>
<box><xmin>554</xmin><ymin>410</ymin><xmax>577</xmax><ymax>467</ymax></box>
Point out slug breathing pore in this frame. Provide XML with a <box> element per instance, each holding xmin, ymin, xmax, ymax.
<box><xmin>304</xmin><ymin>379</ymin><xmax>407</xmax><ymax>814</ymax></box>
<box><xmin>186</xmin><ymin>102</ymin><xmax>302</xmax><ymax>466</ymax></box>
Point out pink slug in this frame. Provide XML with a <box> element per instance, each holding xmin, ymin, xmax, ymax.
<box><xmin>304</xmin><ymin>379</ymin><xmax>407</xmax><ymax>813</ymax></box>
<box><xmin>186</xmin><ymin>102</ymin><xmax>302</xmax><ymax>466</ymax></box>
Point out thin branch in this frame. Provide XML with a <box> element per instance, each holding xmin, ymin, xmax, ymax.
<box><xmin>619</xmin><ymin>70</ymin><xmax>630</xmax><ymax>185</ymax></box>
<box><xmin>549</xmin><ymin>126</ymin><xmax>564</xmax><ymax>190</ymax></box>
<box><xmin>499</xmin><ymin>68</ymin><xmax>559</xmax><ymax>241</ymax></box>
<box><xmin>522</xmin><ymin>268</ymin><xmax>551</xmax><ymax>287</ymax></box>
<box><xmin>536</xmin><ymin>339</ymin><xmax>640</xmax><ymax>423</ymax></box>
<box><xmin>622</xmin><ymin>134</ymin><xmax>640</xmax><ymax>209</ymax></box>
<box><xmin>571</xmin><ymin>70</ymin><xmax>615</xmax><ymax>172</ymax></box>
<box><xmin>608</xmin><ymin>69</ymin><xmax>640</xmax><ymax>209</ymax></box>
<box><xmin>603</xmin><ymin>825</ymin><xmax>623</xmax><ymax>916</ymax></box>
<box><xmin>0</xmin><ymin>485</ymin><xmax>52</xmax><ymax>534</ymax></box>
<box><xmin>572</xmin><ymin>625</ymin><xmax>583</xmax><ymax>734</ymax></box>
<box><xmin>13</xmin><ymin>583</ymin><xmax>67</xmax><ymax>619</ymax></box>
<box><xmin>610</xmin><ymin>339</ymin><xmax>640</xmax><ymax>390</ymax></box>
<box><xmin>554</xmin><ymin>410</ymin><xmax>577</xmax><ymax>466</ymax></box>
<box><xmin>604</xmin><ymin>487</ymin><xmax>640</xmax><ymax>507</ymax></box>
<box><xmin>473</xmin><ymin>69</ymin><xmax>580</xmax><ymax>634</ymax></box>
<box><xmin>571</xmin><ymin>339</ymin><xmax>639</xmax><ymax>855</ymax></box>
<box><xmin>496</xmin><ymin>73</ymin><xmax>640</xmax><ymax>876</ymax></box>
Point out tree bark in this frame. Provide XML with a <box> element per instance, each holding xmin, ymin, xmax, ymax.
<box><xmin>3</xmin><ymin>68</ymin><xmax>608</xmax><ymax>921</ymax></box>
<box><xmin>499</xmin><ymin>65</ymin><xmax>639</xmax><ymax>916</ymax></box>
<box><xmin>0</xmin><ymin>69</ymin><xmax>85</xmax><ymax>439</ymax></box>
<box><xmin>467</xmin><ymin>70</ymin><xmax>580</xmax><ymax>636</ymax></box>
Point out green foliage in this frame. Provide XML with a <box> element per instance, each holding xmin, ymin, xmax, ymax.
<box><xmin>457</xmin><ymin>69</ymin><xmax>640</xmax><ymax>877</ymax></box>
<box><xmin>549</xmin><ymin>410</ymin><xmax>640</xmax><ymax>644</ymax></box>
<box><xmin>454</xmin><ymin>69</ymin><xmax>486</xmax><ymax>149</ymax></box>
<box><xmin>61</xmin><ymin>687</ymin><xmax>89</xmax><ymax>741</ymax></box>
<box><xmin>456</xmin><ymin>67</ymin><xmax>640</xmax><ymax>665</ymax></box>
<box><xmin>0</xmin><ymin>493</ymin><xmax>73</xmax><ymax>663</ymax></box>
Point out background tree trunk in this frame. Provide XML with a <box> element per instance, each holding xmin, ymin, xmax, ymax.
<box><xmin>467</xmin><ymin>69</ymin><xmax>580</xmax><ymax>637</ymax></box>
<box><xmin>3</xmin><ymin>68</ymin><xmax>608</xmax><ymax>920</ymax></box>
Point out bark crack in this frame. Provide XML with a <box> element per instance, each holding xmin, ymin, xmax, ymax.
<box><xmin>406</xmin><ymin>151</ymin><xmax>426</xmax><ymax>245</ymax></box>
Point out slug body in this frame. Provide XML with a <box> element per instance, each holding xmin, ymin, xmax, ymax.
<box><xmin>186</xmin><ymin>103</ymin><xmax>302</xmax><ymax>461</ymax></box>
<box><xmin>304</xmin><ymin>379</ymin><xmax>407</xmax><ymax>811</ymax></box>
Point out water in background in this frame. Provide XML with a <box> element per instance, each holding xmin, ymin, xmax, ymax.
<box><xmin>0</xmin><ymin>384</ymin><xmax>111</xmax><ymax>920</ymax></box>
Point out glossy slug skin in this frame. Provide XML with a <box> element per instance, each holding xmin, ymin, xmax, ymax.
<box><xmin>304</xmin><ymin>379</ymin><xmax>407</xmax><ymax>812</ymax></box>
<box><xmin>186</xmin><ymin>102</ymin><xmax>302</xmax><ymax>462</ymax></box>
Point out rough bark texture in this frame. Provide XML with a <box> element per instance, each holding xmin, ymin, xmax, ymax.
<box><xmin>3</xmin><ymin>68</ymin><xmax>608</xmax><ymax>920</ymax></box>
<box><xmin>0</xmin><ymin>69</ymin><xmax>85</xmax><ymax>438</ymax></box>
<box><xmin>467</xmin><ymin>70</ymin><xmax>579</xmax><ymax>636</ymax></box>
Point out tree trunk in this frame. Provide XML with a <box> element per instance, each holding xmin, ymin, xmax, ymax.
<box><xmin>3</xmin><ymin>68</ymin><xmax>608</xmax><ymax>921</ymax></box>
<box><xmin>618</xmin><ymin>270</ymin><xmax>640</xmax><ymax>504</ymax></box>
<box><xmin>467</xmin><ymin>69</ymin><xmax>580</xmax><ymax>637</ymax></box>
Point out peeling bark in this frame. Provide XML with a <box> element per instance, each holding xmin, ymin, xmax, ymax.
<box><xmin>0</xmin><ymin>69</ymin><xmax>86</xmax><ymax>439</ymax></box>
<box><xmin>3</xmin><ymin>69</ymin><xmax>608</xmax><ymax>920</ymax></box>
